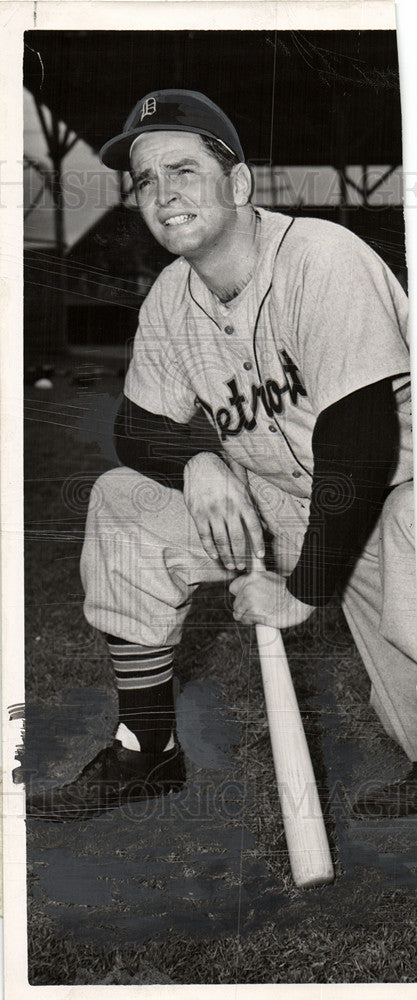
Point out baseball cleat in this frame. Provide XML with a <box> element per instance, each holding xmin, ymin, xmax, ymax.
<box><xmin>26</xmin><ymin>739</ymin><xmax>186</xmax><ymax>822</ymax></box>
<box><xmin>351</xmin><ymin>763</ymin><xmax>417</xmax><ymax>819</ymax></box>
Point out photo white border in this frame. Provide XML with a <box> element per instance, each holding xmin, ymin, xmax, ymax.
<box><xmin>2</xmin><ymin>1</ymin><xmax>417</xmax><ymax>997</ymax></box>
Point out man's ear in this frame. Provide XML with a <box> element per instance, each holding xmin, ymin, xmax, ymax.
<box><xmin>231</xmin><ymin>163</ymin><xmax>253</xmax><ymax>206</ymax></box>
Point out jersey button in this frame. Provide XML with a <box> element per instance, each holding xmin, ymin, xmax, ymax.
<box><xmin>268</xmin><ymin>424</ymin><xmax>277</xmax><ymax>433</ymax></box>
<box><xmin>224</xmin><ymin>325</ymin><xmax>234</xmax><ymax>335</ymax></box>
<box><xmin>243</xmin><ymin>361</ymin><xmax>252</xmax><ymax>371</ymax></box>
<box><xmin>292</xmin><ymin>470</ymin><xmax>302</xmax><ymax>478</ymax></box>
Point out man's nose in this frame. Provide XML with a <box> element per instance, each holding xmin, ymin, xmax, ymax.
<box><xmin>156</xmin><ymin>175</ymin><xmax>177</xmax><ymax>206</ymax></box>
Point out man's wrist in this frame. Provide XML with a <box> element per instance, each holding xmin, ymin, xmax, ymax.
<box><xmin>223</xmin><ymin>454</ymin><xmax>249</xmax><ymax>486</ymax></box>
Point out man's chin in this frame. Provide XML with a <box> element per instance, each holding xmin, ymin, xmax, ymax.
<box><xmin>159</xmin><ymin>226</ymin><xmax>201</xmax><ymax>256</ymax></box>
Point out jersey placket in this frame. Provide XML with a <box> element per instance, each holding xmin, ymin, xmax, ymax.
<box><xmin>186</xmin><ymin>214</ymin><xmax>313</xmax><ymax>496</ymax></box>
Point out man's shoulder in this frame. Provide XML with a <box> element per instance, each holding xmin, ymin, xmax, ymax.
<box><xmin>260</xmin><ymin>210</ymin><xmax>387</xmax><ymax>279</ymax></box>
<box><xmin>285</xmin><ymin>213</ymin><xmax>358</xmax><ymax>252</ymax></box>
<box><xmin>258</xmin><ymin>207</ymin><xmax>360</xmax><ymax>248</ymax></box>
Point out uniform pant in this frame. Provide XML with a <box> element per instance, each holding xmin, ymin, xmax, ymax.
<box><xmin>80</xmin><ymin>468</ymin><xmax>417</xmax><ymax>762</ymax></box>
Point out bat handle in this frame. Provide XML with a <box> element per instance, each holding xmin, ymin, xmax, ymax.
<box><xmin>250</xmin><ymin>552</ymin><xmax>266</xmax><ymax>575</ymax></box>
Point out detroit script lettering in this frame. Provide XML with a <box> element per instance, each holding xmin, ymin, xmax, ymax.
<box><xmin>198</xmin><ymin>350</ymin><xmax>307</xmax><ymax>441</ymax></box>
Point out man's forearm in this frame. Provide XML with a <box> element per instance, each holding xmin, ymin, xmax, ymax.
<box><xmin>286</xmin><ymin>378</ymin><xmax>399</xmax><ymax>606</ymax></box>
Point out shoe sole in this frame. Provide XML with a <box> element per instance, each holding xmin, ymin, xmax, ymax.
<box><xmin>26</xmin><ymin>778</ymin><xmax>185</xmax><ymax>823</ymax></box>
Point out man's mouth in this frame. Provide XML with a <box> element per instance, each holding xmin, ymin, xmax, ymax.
<box><xmin>163</xmin><ymin>214</ymin><xmax>196</xmax><ymax>227</ymax></box>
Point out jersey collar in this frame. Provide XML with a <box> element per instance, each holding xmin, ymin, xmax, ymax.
<box><xmin>187</xmin><ymin>208</ymin><xmax>294</xmax><ymax>320</ymax></box>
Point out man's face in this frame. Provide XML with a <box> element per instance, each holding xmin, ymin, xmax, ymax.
<box><xmin>130</xmin><ymin>131</ymin><xmax>238</xmax><ymax>259</ymax></box>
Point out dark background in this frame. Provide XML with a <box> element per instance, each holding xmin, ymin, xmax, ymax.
<box><xmin>24</xmin><ymin>29</ymin><xmax>402</xmax><ymax>163</ymax></box>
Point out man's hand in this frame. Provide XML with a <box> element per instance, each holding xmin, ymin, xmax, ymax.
<box><xmin>229</xmin><ymin>570</ymin><xmax>315</xmax><ymax>628</ymax></box>
<box><xmin>183</xmin><ymin>452</ymin><xmax>264</xmax><ymax>570</ymax></box>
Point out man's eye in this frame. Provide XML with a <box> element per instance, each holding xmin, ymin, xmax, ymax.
<box><xmin>134</xmin><ymin>177</ymin><xmax>154</xmax><ymax>193</ymax></box>
<box><xmin>178</xmin><ymin>168</ymin><xmax>194</xmax><ymax>176</ymax></box>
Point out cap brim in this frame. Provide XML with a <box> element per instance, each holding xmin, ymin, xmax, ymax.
<box><xmin>99</xmin><ymin>130</ymin><xmax>143</xmax><ymax>170</ymax></box>
<box><xmin>99</xmin><ymin>124</ymin><xmax>244</xmax><ymax>170</ymax></box>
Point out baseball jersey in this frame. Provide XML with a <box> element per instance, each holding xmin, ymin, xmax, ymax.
<box><xmin>124</xmin><ymin>208</ymin><xmax>412</xmax><ymax>501</ymax></box>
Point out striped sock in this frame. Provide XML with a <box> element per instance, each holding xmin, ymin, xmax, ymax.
<box><xmin>105</xmin><ymin>634</ymin><xmax>175</xmax><ymax>755</ymax></box>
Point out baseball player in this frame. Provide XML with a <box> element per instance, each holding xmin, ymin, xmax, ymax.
<box><xmin>27</xmin><ymin>90</ymin><xmax>417</xmax><ymax>821</ymax></box>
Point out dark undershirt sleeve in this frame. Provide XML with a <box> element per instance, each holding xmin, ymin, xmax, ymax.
<box><xmin>113</xmin><ymin>394</ymin><xmax>203</xmax><ymax>490</ymax></box>
<box><xmin>286</xmin><ymin>378</ymin><xmax>399</xmax><ymax>606</ymax></box>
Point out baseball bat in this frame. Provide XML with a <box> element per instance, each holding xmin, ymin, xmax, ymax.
<box><xmin>251</xmin><ymin>555</ymin><xmax>334</xmax><ymax>888</ymax></box>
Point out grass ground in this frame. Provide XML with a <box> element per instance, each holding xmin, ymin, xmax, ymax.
<box><xmin>24</xmin><ymin>370</ymin><xmax>417</xmax><ymax>985</ymax></box>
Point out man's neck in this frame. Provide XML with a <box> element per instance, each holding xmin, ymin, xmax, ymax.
<box><xmin>188</xmin><ymin>205</ymin><xmax>259</xmax><ymax>303</ymax></box>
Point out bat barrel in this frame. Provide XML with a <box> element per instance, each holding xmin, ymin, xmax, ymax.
<box><xmin>256</xmin><ymin>623</ymin><xmax>334</xmax><ymax>887</ymax></box>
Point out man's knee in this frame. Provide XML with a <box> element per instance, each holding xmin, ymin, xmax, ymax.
<box><xmin>89</xmin><ymin>465</ymin><xmax>140</xmax><ymax>502</ymax></box>
<box><xmin>87</xmin><ymin>467</ymin><xmax>123</xmax><ymax>513</ymax></box>
<box><xmin>86</xmin><ymin>467</ymin><xmax>173</xmax><ymax>524</ymax></box>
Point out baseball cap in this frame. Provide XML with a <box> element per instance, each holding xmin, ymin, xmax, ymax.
<box><xmin>99</xmin><ymin>89</ymin><xmax>245</xmax><ymax>170</ymax></box>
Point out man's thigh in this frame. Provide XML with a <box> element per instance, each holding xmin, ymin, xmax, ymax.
<box><xmin>80</xmin><ymin>467</ymin><xmax>234</xmax><ymax>644</ymax></box>
<box><xmin>82</xmin><ymin>465</ymin><xmax>234</xmax><ymax>583</ymax></box>
<box><xmin>378</xmin><ymin>481</ymin><xmax>417</xmax><ymax>660</ymax></box>
<box><xmin>341</xmin><ymin>482</ymin><xmax>417</xmax><ymax>759</ymax></box>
